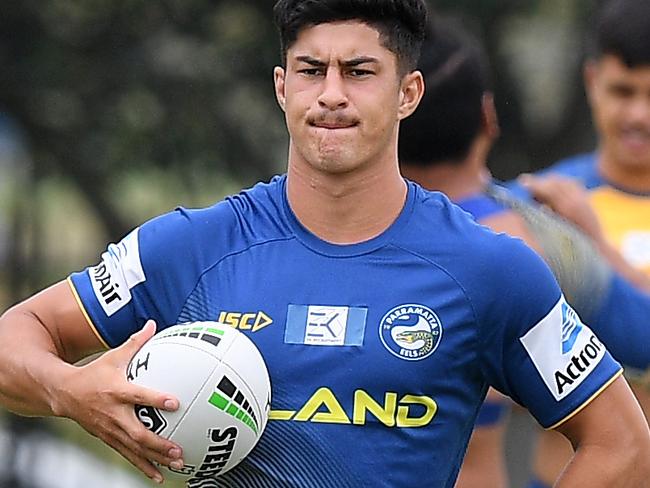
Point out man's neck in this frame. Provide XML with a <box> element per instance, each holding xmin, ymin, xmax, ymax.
<box><xmin>401</xmin><ymin>157</ymin><xmax>487</xmax><ymax>202</ymax></box>
<box><xmin>598</xmin><ymin>150</ymin><xmax>650</xmax><ymax>193</ymax></box>
<box><xmin>286</xmin><ymin>157</ymin><xmax>407</xmax><ymax>245</ymax></box>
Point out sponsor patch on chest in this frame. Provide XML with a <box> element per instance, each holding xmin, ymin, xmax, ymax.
<box><xmin>284</xmin><ymin>305</ymin><xmax>367</xmax><ymax>346</ymax></box>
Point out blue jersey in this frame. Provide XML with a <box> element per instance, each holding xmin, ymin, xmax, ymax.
<box><xmin>69</xmin><ymin>176</ymin><xmax>621</xmax><ymax>487</ymax></box>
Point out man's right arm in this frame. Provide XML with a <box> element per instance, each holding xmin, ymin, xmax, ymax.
<box><xmin>0</xmin><ymin>281</ymin><xmax>101</xmax><ymax>415</ymax></box>
<box><xmin>0</xmin><ymin>280</ymin><xmax>183</xmax><ymax>483</ymax></box>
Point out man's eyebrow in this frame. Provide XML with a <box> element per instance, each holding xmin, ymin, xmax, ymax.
<box><xmin>341</xmin><ymin>56</ymin><xmax>379</xmax><ymax>67</ymax></box>
<box><xmin>294</xmin><ymin>55</ymin><xmax>379</xmax><ymax>67</ymax></box>
<box><xmin>295</xmin><ymin>56</ymin><xmax>326</xmax><ymax>66</ymax></box>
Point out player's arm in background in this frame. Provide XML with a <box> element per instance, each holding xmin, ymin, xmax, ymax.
<box><xmin>519</xmin><ymin>173</ymin><xmax>650</xmax><ymax>293</ymax></box>
<box><xmin>0</xmin><ymin>281</ymin><xmax>182</xmax><ymax>483</ymax></box>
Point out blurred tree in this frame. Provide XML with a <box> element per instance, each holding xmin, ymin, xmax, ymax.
<box><xmin>433</xmin><ymin>0</ymin><xmax>599</xmax><ymax>178</ymax></box>
<box><xmin>1</xmin><ymin>0</ymin><xmax>287</xmax><ymax>240</ymax></box>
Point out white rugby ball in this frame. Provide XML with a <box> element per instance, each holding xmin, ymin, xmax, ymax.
<box><xmin>126</xmin><ymin>321</ymin><xmax>271</xmax><ymax>483</ymax></box>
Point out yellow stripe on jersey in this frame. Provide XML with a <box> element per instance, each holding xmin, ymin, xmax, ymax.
<box><xmin>546</xmin><ymin>368</ymin><xmax>623</xmax><ymax>431</ymax></box>
<box><xmin>590</xmin><ymin>187</ymin><xmax>650</xmax><ymax>275</ymax></box>
<box><xmin>66</xmin><ymin>277</ymin><xmax>110</xmax><ymax>350</ymax></box>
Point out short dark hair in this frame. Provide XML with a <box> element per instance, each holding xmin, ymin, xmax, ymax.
<box><xmin>272</xmin><ymin>0</ymin><xmax>428</xmax><ymax>75</ymax></box>
<box><xmin>399</xmin><ymin>19</ymin><xmax>490</xmax><ymax>167</ymax></box>
<box><xmin>589</xmin><ymin>0</ymin><xmax>650</xmax><ymax>67</ymax></box>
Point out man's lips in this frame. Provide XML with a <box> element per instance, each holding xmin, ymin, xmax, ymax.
<box><xmin>310</xmin><ymin>121</ymin><xmax>358</xmax><ymax>129</ymax></box>
<box><xmin>619</xmin><ymin>128</ymin><xmax>650</xmax><ymax>149</ymax></box>
<box><xmin>620</xmin><ymin>128</ymin><xmax>650</xmax><ymax>141</ymax></box>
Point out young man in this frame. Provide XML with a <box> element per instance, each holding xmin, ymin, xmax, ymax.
<box><xmin>511</xmin><ymin>0</ymin><xmax>650</xmax><ymax>486</ymax></box>
<box><xmin>399</xmin><ymin>18</ymin><xmax>650</xmax><ymax>488</ymax></box>
<box><xmin>0</xmin><ymin>2</ymin><xmax>648</xmax><ymax>487</ymax></box>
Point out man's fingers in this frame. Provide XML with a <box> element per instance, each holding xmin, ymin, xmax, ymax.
<box><xmin>122</xmin><ymin>409</ymin><xmax>183</xmax><ymax>456</ymax></box>
<box><xmin>99</xmin><ymin>430</ymin><xmax>164</xmax><ymax>484</ymax></box>
<box><xmin>119</xmin><ymin>384</ymin><xmax>179</xmax><ymax>412</ymax></box>
<box><xmin>112</xmin><ymin>320</ymin><xmax>157</xmax><ymax>364</ymax></box>
<box><xmin>114</xmin><ymin>420</ymin><xmax>183</xmax><ymax>468</ymax></box>
<box><xmin>517</xmin><ymin>173</ymin><xmax>534</xmax><ymax>186</ymax></box>
<box><xmin>128</xmin><ymin>320</ymin><xmax>157</xmax><ymax>349</ymax></box>
<box><xmin>519</xmin><ymin>174</ymin><xmax>566</xmax><ymax>208</ymax></box>
<box><xmin>519</xmin><ymin>174</ymin><xmax>552</xmax><ymax>197</ymax></box>
<box><xmin>523</xmin><ymin>177</ymin><xmax>580</xmax><ymax>212</ymax></box>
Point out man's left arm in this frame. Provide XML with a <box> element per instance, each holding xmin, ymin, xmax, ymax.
<box><xmin>554</xmin><ymin>375</ymin><xmax>650</xmax><ymax>487</ymax></box>
<box><xmin>474</xmin><ymin>230</ymin><xmax>650</xmax><ymax>486</ymax></box>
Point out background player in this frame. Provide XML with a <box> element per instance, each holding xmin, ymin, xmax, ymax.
<box><xmin>0</xmin><ymin>1</ymin><xmax>649</xmax><ymax>486</ymax></box>
<box><xmin>399</xmin><ymin>17</ymin><xmax>650</xmax><ymax>488</ymax></box>
<box><xmin>509</xmin><ymin>0</ymin><xmax>650</xmax><ymax>486</ymax></box>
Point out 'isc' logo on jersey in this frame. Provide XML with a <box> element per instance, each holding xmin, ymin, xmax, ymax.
<box><xmin>379</xmin><ymin>304</ymin><xmax>443</xmax><ymax>361</ymax></box>
<box><xmin>218</xmin><ymin>311</ymin><xmax>272</xmax><ymax>332</ymax></box>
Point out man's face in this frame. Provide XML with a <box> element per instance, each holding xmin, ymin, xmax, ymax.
<box><xmin>274</xmin><ymin>21</ymin><xmax>422</xmax><ymax>175</ymax></box>
<box><xmin>586</xmin><ymin>54</ymin><xmax>650</xmax><ymax>171</ymax></box>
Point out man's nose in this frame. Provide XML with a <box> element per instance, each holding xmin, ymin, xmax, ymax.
<box><xmin>624</xmin><ymin>96</ymin><xmax>650</xmax><ymax>125</ymax></box>
<box><xmin>317</xmin><ymin>69</ymin><xmax>349</xmax><ymax>110</ymax></box>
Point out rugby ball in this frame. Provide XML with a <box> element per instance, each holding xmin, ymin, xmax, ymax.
<box><xmin>126</xmin><ymin>321</ymin><xmax>271</xmax><ymax>483</ymax></box>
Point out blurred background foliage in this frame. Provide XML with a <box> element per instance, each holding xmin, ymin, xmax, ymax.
<box><xmin>0</xmin><ymin>0</ymin><xmax>605</xmax><ymax>486</ymax></box>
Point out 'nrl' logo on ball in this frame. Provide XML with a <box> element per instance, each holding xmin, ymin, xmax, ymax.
<box><xmin>379</xmin><ymin>304</ymin><xmax>443</xmax><ymax>361</ymax></box>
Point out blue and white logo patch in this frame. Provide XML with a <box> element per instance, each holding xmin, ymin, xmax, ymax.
<box><xmin>561</xmin><ymin>304</ymin><xmax>582</xmax><ymax>354</ymax></box>
<box><xmin>284</xmin><ymin>305</ymin><xmax>367</xmax><ymax>346</ymax></box>
<box><xmin>520</xmin><ymin>297</ymin><xmax>605</xmax><ymax>401</ymax></box>
<box><xmin>90</xmin><ymin>228</ymin><xmax>145</xmax><ymax>316</ymax></box>
<box><xmin>379</xmin><ymin>304</ymin><xmax>442</xmax><ymax>361</ymax></box>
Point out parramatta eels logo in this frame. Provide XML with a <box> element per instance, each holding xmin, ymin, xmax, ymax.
<box><xmin>379</xmin><ymin>304</ymin><xmax>442</xmax><ymax>361</ymax></box>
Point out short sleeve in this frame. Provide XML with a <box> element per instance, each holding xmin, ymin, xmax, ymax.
<box><xmin>68</xmin><ymin>208</ymin><xmax>209</xmax><ymax>348</ymax></box>
<box><xmin>476</xmin><ymin>234</ymin><xmax>622</xmax><ymax>428</ymax></box>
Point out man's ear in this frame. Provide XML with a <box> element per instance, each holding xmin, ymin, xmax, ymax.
<box><xmin>274</xmin><ymin>66</ymin><xmax>287</xmax><ymax>112</ymax></box>
<box><xmin>397</xmin><ymin>70</ymin><xmax>425</xmax><ymax>121</ymax></box>
<box><xmin>481</xmin><ymin>92</ymin><xmax>500</xmax><ymax>141</ymax></box>
<box><xmin>583</xmin><ymin>60</ymin><xmax>598</xmax><ymax>105</ymax></box>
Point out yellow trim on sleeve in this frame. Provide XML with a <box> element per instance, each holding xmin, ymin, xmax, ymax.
<box><xmin>66</xmin><ymin>277</ymin><xmax>110</xmax><ymax>350</ymax></box>
<box><xmin>546</xmin><ymin>368</ymin><xmax>623</xmax><ymax>431</ymax></box>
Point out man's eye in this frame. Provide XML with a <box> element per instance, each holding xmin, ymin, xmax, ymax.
<box><xmin>349</xmin><ymin>69</ymin><xmax>373</xmax><ymax>77</ymax></box>
<box><xmin>299</xmin><ymin>68</ymin><xmax>323</xmax><ymax>76</ymax></box>
<box><xmin>609</xmin><ymin>85</ymin><xmax>634</xmax><ymax>98</ymax></box>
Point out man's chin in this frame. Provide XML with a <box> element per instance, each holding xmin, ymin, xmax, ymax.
<box><xmin>616</xmin><ymin>148</ymin><xmax>650</xmax><ymax>170</ymax></box>
<box><xmin>618</xmin><ymin>156</ymin><xmax>650</xmax><ymax>174</ymax></box>
<box><xmin>312</xmin><ymin>152</ymin><xmax>363</xmax><ymax>174</ymax></box>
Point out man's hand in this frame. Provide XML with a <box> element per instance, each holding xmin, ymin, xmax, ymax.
<box><xmin>518</xmin><ymin>174</ymin><xmax>603</xmax><ymax>240</ymax></box>
<box><xmin>51</xmin><ymin>321</ymin><xmax>183</xmax><ymax>484</ymax></box>
<box><xmin>520</xmin><ymin>173</ymin><xmax>650</xmax><ymax>292</ymax></box>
